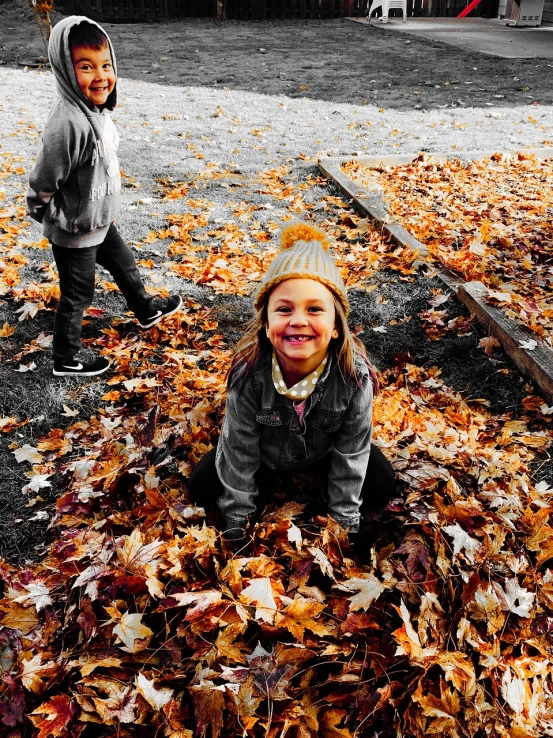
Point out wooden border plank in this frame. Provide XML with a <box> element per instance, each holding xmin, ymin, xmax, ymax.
<box><xmin>324</xmin><ymin>148</ymin><xmax>553</xmax><ymax>168</ymax></box>
<box><xmin>459</xmin><ymin>282</ymin><xmax>553</xmax><ymax>401</ymax></box>
<box><xmin>319</xmin><ymin>153</ymin><xmax>553</xmax><ymax>402</ymax></box>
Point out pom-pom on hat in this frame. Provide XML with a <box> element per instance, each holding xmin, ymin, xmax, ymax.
<box><xmin>254</xmin><ymin>222</ymin><xmax>349</xmax><ymax>316</ymax></box>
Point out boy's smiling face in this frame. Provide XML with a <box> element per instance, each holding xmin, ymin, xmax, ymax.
<box><xmin>71</xmin><ymin>43</ymin><xmax>115</xmax><ymax>107</ymax></box>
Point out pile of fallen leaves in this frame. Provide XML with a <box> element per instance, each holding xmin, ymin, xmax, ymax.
<box><xmin>1</xmin><ymin>342</ymin><xmax>553</xmax><ymax>736</ymax></box>
<box><xmin>343</xmin><ymin>153</ymin><xmax>553</xmax><ymax>341</ymax></box>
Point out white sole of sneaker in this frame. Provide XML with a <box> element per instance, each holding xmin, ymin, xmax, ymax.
<box><xmin>53</xmin><ymin>362</ymin><xmax>111</xmax><ymax>377</ymax></box>
<box><xmin>137</xmin><ymin>296</ymin><xmax>183</xmax><ymax>329</ymax></box>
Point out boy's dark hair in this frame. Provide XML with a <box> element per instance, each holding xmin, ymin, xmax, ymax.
<box><xmin>69</xmin><ymin>21</ymin><xmax>108</xmax><ymax>51</ymax></box>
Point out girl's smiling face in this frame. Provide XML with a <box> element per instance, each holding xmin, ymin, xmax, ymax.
<box><xmin>266</xmin><ymin>279</ymin><xmax>338</xmax><ymax>385</ymax></box>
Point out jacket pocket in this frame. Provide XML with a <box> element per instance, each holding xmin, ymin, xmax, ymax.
<box><xmin>309</xmin><ymin>409</ymin><xmax>344</xmax><ymax>433</ymax></box>
<box><xmin>306</xmin><ymin>409</ymin><xmax>345</xmax><ymax>455</ymax></box>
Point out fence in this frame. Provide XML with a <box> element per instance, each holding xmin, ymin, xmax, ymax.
<box><xmin>75</xmin><ymin>0</ymin><xmax>370</xmax><ymax>20</ymax></box>
<box><xmin>225</xmin><ymin>0</ymin><xmax>368</xmax><ymax>18</ymax></box>
<box><xmin>72</xmin><ymin>0</ymin><xmax>493</xmax><ymax>19</ymax></box>
<box><xmin>78</xmin><ymin>0</ymin><xmax>214</xmax><ymax>20</ymax></box>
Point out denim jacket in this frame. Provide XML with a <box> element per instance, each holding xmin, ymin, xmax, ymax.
<box><xmin>216</xmin><ymin>349</ymin><xmax>373</xmax><ymax>534</ymax></box>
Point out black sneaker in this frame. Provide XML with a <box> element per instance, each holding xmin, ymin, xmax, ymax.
<box><xmin>53</xmin><ymin>356</ymin><xmax>111</xmax><ymax>377</ymax></box>
<box><xmin>137</xmin><ymin>295</ymin><xmax>183</xmax><ymax>329</ymax></box>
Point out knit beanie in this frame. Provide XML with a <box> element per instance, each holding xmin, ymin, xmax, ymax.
<box><xmin>254</xmin><ymin>222</ymin><xmax>349</xmax><ymax>316</ymax></box>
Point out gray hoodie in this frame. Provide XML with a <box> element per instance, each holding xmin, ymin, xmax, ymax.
<box><xmin>26</xmin><ymin>16</ymin><xmax>121</xmax><ymax>248</ymax></box>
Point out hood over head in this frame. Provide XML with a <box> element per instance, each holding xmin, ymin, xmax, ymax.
<box><xmin>48</xmin><ymin>15</ymin><xmax>117</xmax><ymax>113</ymax></box>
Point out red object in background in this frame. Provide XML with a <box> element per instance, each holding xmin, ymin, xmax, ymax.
<box><xmin>457</xmin><ymin>0</ymin><xmax>483</xmax><ymax>15</ymax></box>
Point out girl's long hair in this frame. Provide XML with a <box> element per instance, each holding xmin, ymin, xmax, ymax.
<box><xmin>228</xmin><ymin>292</ymin><xmax>379</xmax><ymax>395</ymax></box>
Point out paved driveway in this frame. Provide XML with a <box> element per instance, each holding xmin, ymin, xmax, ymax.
<box><xmin>351</xmin><ymin>16</ymin><xmax>553</xmax><ymax>58</ymax></box>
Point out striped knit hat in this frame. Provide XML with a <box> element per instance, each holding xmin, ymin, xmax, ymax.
<box><xmin>254</xmin><ymin>222</ymin><xmax>348</xmax><ymax>316</ymax></box>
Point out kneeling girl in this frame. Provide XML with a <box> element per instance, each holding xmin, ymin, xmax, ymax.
<box><xmin>189</xmin><ymin>222</ymin><xmax>395</xmax><ymax>543</ymax></box>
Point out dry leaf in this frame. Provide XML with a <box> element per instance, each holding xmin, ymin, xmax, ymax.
<box><xmin>112</xmin><ymin>613</ymin><xmax>154</xmax><ymax>653</ymax></box>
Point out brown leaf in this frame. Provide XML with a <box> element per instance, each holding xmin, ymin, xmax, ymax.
<box><xmin>320</xmin><ymin>708</ymin><xmax>353</xmax><ymax>738</ymax></box>
<box><xmin>274</xmin><ymin>597</ymin><xmax>330</xmax><ymax>642</ymax></box>
<box><xmin>246</xmin><ymin>643</ymin><xmax>294</xmax><ymax>700</ymax></box>
<box><xmin>189</xmin><ymin>683</ymin><xmax>225</xmax><ymax>738</ymax></box>
<box><xmin>1</xmin><ymin>603</ymin><xmax>40</xmax><ymax>634</ymax></box>
<box><xmin>214</xmin><ymin>623</ymin><xmax>249</xmax><ymax>664</ymax></box>
<box><xmin>28</xmin><ymin>694</ymin><xmax>78</xmax><ymax>738</ymax></box>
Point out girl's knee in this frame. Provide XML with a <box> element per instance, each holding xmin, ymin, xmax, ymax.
<box><xmin>188</xmin><ymin>447</ymin><xmax>221</xmax><ymax>505</ymax></box>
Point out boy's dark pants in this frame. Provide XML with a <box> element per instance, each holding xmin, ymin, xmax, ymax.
<box><xmin>188</xmin><ymin>442</ymin><xmax>395</xmax><ymax>528</ymax></box>
<box><xmin>51</xmin><ymin>224</ymin><xmax>149</xmax><ymax>362</ymax></box>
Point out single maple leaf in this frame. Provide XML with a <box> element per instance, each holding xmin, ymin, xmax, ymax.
<box><xmin>274</xmin><ymin>597</ymin><xmax>330</xmax><ymax>642</ymax></box>
<box><xmin>412</xmin><ymin>680</ymin><xmax>460</xmax><ymax>719</ymax></box>
<box><xmin>92</xmin><ymin>684</ymin><xmax>138</xmax><ymax>724</ymax></box>
<box><xmin>246</xmin><ymin>643</ymin><xmax>294</xmax><ymax>700</ymax></box>
<box><xmin>13</xmin><ymin>582</ymin><xmax>52</xmax><ymax>612</ymax></box>
<box><xmin>443</xmin><ymin>523</ymin><xmax>481</xmax><ymax>563</ymax></box>
<box><xmin>72</xmin><ymin>564</ymin><xmax>112</xmax><ymax>597</ymax></box>
<box><xmin>1</xmin><ymin>603</ymin><xmax>40</xmax><ymax>634</ymax></box>
<box><xmin>145</xmin><ymin>563</ymin><xmax>165</xmax><ymax>599</ymax></box>
<box><xmin>112</xmin><ymin>612</ymin><xmax>154</xmax><ymax>653</ymax></box>
<box><xmin>187</xmin><ymin>399</ymin><xmax>214</xmax><ymax>428</ymax></box>
<box><xmin>20</xmin><ymin>653</ymin><xmax>57</xmax><ymax>694</ymax></box>
<box><xmin>79</xmin><ymin>656</ymin><xmax>122</xmax><ymax>677</ymax></box>
<box><xmin>21</xmin><ymin>473</ymin><xmax>52</xmax><ymax>494</ymax></box>
<box><xmin>189</xmin><ymin>682</ymin><xmax>225</xmax><ymax>738</ymax></box>
<box><xmin>170</xmin><ymin>590</ymin><xmax>222</xmax><ymax>619</ymax></box>
<box><xmin>394</xmin><ymin>533</ymin><xmax>430</xmax><ymax>581</ymax></box>
<box><xmin>240</xmin><ymin>578</ymin><xmax>278</xmax><ymax>624</ymax></box>
<box><xmin>467</xmin><ymin>584</ymin><xmax>505</xmax><ymax>634</ymax></box>
<box><xmin>478</xmin><ymin>336</ymin><xmax>501</xmax><ymax>356</ymax></box>
<box><xmin>115</xmin><ymin>528</ymin><xmax>164</xmax><ymax>571</ymax></box>
<box><xmin>340</xmin><ymin>575</ymin><xmax>387</xmax><ymax>612</ymax></box>
<box><xmin>28</xmin><ymin>694</ymin><xmax>78</xmax><ymax>738</ymax></box>
<box><xmin>219</xmin><ymin>558</ymin><xmax>245</xmax><ymax>595</ymax></box>
<box><xmin>0</xmin><ymin>416</ymin><xmax>21</xmax><ymax>432</ymax></box>
<box><xmin>15</xmin><ymin>302</ymin><xmax>39</xmax><ymax>321</ymax></box>
<box><xmin>307</xmin><ymin>546</ymin><xmax>335</xmax><ymax>580</ymax></box>
<box><xmin>287</xmin><ymin>521</ymin><xmax>303</xmax><ymax>549</ymax></box>
<box><xmin>0</xmin><ymin>322</ymin><xmax>15</xmax><ymax>337</ymax></box>
<box><xmin>494</xmin><ymin>577</ymin><xmax>535</xmax><ymax>618</ymax></box>
<box><xmin>13</xmin><ymin>444</ymin><xmax>42</xmax><ymax>464</ymax></box>
<box><xmin>135</xmin><ymin>672</ymin><xmax>173</xmax><ymax>710</ymax></box>
<box><xmin>500</xmin><ymin>667</ymin><xmax>528</xmax><ymax>715</ymax></box>
<box><xmin>214</xmin><ymin>623</ymin><xmax>249</xmax><ymax>664</ymax></box>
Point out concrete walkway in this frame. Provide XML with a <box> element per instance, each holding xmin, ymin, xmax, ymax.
<box><xmin>350</xmin><ymin>17</ymin><xmax>553</xmax><ymax>59</ymax></box>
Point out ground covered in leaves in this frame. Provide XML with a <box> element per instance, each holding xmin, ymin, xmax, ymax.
<box><xmin>1</xmin><ymin>346</ymin><xmax>553</xmax><ymax>737</ymax></box>
<box><xmin>344</xmin><ymin>152</ymin><xmax>553</xmax><ymax>341</ymax></box>
<box><xmin>1</xmin><ymin>6</ymin><xmax>553</xmax><ymax>737</ymax></box>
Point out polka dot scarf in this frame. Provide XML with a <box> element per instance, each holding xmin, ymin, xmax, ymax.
<box><xmin>272</xmin><ymin>351</ymin><xmax>328</xmax><ymax>401</ymax></box>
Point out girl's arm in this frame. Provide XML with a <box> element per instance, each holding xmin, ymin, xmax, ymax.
<box><xmin>215</xmin><ymin>378</ymin><xmax>262</xmax><ymax>538</ymax></box>
<box><xmin>327</xmin><ymin>373</ymin><xmax>374</xmax><ymax>533</ymax></box>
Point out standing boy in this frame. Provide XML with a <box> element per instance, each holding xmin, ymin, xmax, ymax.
<box><xmin>26</xmin><ymin>16</ymin><xmax>182</xmax><ymax>377</ymax></box>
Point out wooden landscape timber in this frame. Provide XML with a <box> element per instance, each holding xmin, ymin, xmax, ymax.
<box><xmin>319</xmin><ymin>150</ymin><xmax>553</xmax><ymax>402</ymax></box>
